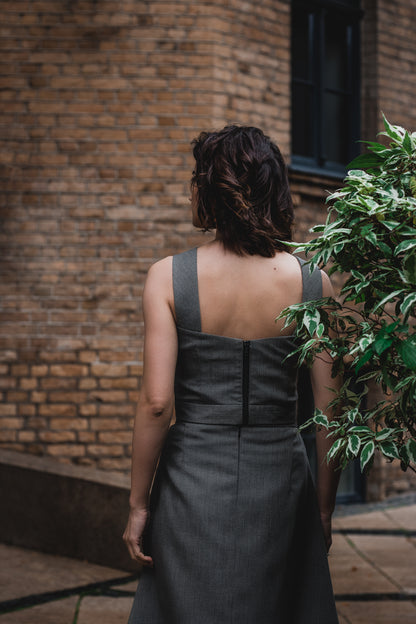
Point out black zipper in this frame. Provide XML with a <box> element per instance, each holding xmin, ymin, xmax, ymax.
<box><xmin>242</xmin><ymin>340</ymin><xmax>250</xmax><ymax>426</ymax></box>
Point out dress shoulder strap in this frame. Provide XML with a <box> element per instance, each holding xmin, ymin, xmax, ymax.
<box><xmin>172</xmin><ymin>247</ymin><xmax>201</xmax><ymax>331</ymax></box>
<box><xmin>295</xmin><ymin>256</ymin><xmax>323</xmax><ymax>302</ymax></box>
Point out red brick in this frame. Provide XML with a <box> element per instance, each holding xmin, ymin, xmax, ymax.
<box><xmin>98</xmin><ymin>405</ymin><xmax>135</xmax><ymax>419</ymax></box>
<box><xmin>99</xmin><ymin>377</ymin><xmax>138</xmax><ymax>389</ymax></box>
<box><xmin>18</xmin><ymin>404</ymin><xmax>37</xmax><ymax>417</ymax></box>
<box><xmin>129</xmin><ymin>365</ymin><xmax>142</xmax><ymax>376</ymax></box>
<box><xmin>89</xmin><ymin>390</ymin><xmax>126</xmax><ymax>403</ymax></box>
<box><xmin>79</xmin><ymin>351</ymin><xmax>97</xmax><ymax>363</ymax></box>
<box><xmin>47</xmin><ymin>444</ymin><xmax>85</xmax><ymax>457</ymax></box>
<box><xmin>78</xmin><ymin>378</ymin><xmax>97</xmax><ymax>390</ymax></box>
<box><xmin>11</xmin><ymin>364</ymin><xmax>29</xmax><ymax>376</ymax></box>
<box><xmin>87</xmin><ymin>444</ymin><xmax>124</xmax><ymax>456</ymax></box>
<box><xmin>39</xmin><ymin>404</ymin><xmax>77</xmax><ymax>417</ymax></box>
<box><xmin>97</xmin><ymin>457</ymin><xmax>132</xmax><ymax>471</ymax></box>
<box><xmin>40</xmin><ymin>377</ymin><xmax>77</xmax><ymax>390</ymax></box>
<box><xmin>0</xmin><ymin>377</ymin><xmax>17</xmax><ymax>389</ymax></box>
<box><xmin>7</xmin><ymin>391</ymin><xmax>28</xmax><ymax>403</ymax></box>
<box><xmin>90</xmin><ymin>418</ymin><xmax>128</xmax><ymax>431</ymax></box>
<box><xmin>77</xmin><ymin>431</ymin><xmax>96</xmax><ymax>443</ymax></box>
<box><xmin>49</xmin><ymin>418</ymin><xmax>88</xmax><ymax>430</ymax></box>
<box><xmin>30</xmin><ymin>391</ymin><xmax>48</xmax><ymax>403</ymax></box>
<box><xmin>0</xmin><ymin>417</ymin><xmax>24</xmax><ymax>429</ymax></box>
<box><xmin>98</xmin><ymin>431</ymin><xmax>132</xmax><ymax>444</ymax></box>
<box><xmin>26</xmin><ymin>417</ymin><xmax>47</xmax><ymax>428</ymax></box>
<box><xmin>31</xmin><ymin>365</ymin><xmax>48</xmax><ymax>376</ymax></box>
<box><xmin>18</xmin><ymin>431</ymin><xmax>37</xmax><ymax>442</ymax></box>
<box><xmin>48</xmin><ymin>391</ymin><xmax>87</xmax><ymax>403</ymax></box>
<box><xmin>19</xmin><ymin>378</ymin><xmax>38</xmax><ymax>390</ymax></box>
<box><xmin>79</xmin><ymin>404</ymin><xmax>97</xmax><ymax>416</ymax></box>
<box><xmin>50</xmin><ymin>364</ymin><xmax>88</xmax><ymax>377</ymax></box>
<box><xmin>0</xmin><ymin>404</ymin><xmax>17</xmax><ymax>416</ymax></box>
<box><xmin>0</xmin><ymin>431</ymin><xmax>17</xmax><ymax>442</ymax></box>
<box><xmin>90</xmin><ymin>363</ymin><xmax>128</xmax><ymax>377</ymax></box>
<box><xmin>39</xmin><ymin>431</ymin><xmax>77</xmax><ymax>443</ymax></box>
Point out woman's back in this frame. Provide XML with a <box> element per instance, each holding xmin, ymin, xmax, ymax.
<box><xmin>195</xmin><ymin>243</ymin><xmax>303</xmax><ymax>340</ymax></box>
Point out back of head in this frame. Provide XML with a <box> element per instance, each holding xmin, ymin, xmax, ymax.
<box><xmin>191</xmin><ymin>125</ymin><xmax>294</xmax><ymax>257</ymax></box>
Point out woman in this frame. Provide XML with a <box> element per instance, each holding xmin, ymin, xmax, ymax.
<box><xmin>124</xmin><ymin>125</ymin><xmax>340</xmax><ymax>623</ymax></box>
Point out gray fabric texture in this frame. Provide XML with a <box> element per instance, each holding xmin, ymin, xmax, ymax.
<box><xmin>128</xmin><ymin>249</ymin><xmax>339</xmax><ymax>624</ymax></box>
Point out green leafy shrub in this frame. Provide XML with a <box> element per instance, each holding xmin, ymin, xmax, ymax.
<box><xmin>282</xmin><ymin>116</ymin><xmax>416</xmax><ymax>473</ymax></box>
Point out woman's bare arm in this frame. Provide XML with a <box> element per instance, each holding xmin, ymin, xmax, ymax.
<box><xmin>123</xmin><ymin>257</ymin><xmax>177</xmax><ymax>565</ymax></box>
<box><xmin>310</xmin><ymin>271</ymin><xmax>342</xmax><ymax>551</ymax></box>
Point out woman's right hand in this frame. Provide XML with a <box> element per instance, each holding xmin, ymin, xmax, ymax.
<box><xmin>320</xmin><ymin>511</ymin><xmax>333</xmax><ymax>553</ymax></box>
<box><xmin>123</xmin><ymin>507</ymin><xmax>153</xmax><ymax>566</ymax></box>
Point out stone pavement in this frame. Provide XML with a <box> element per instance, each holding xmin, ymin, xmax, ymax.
<box><xmin>332</xmin><ymin>497</ymin><xmax>416</xmax><ymax>623</ymax></box>
<box><xmin>0</xmin><ymin>499</ymin><xmax>415</xmax><ymax>623</ymax></box>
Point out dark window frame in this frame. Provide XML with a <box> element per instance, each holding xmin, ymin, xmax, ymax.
<box><xmin>291</xmin><ymin>0</ymin><xmax>363</xmax><ymax>178</ymax></box>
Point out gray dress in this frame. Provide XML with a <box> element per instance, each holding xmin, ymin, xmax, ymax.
<box><xmin>128</xmin><ymin>248</ymin><xmax>339</xmax><ymax>624</ymax></box>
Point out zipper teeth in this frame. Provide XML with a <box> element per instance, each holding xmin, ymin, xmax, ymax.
<box><xmin>242</xmin><ymin>340</ymin><xmax>250</xmax><ymax>426</ymax></box>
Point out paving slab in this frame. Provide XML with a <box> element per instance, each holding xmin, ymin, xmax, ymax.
<box><xmin>0</xmin><ymin>544</ymin><xmax>129</xmax><ymax>602</ymax></box>
<box><xmin>333</xmin><ymin>510</ymin><xmax>397</xmax><ymax>531</ymax></box>
<box><xmin>348</xmin><ymin>534</ymin><xmax>416</xmax><ymax>592</ymax></box>
<box><xmin>78</xmin><ymin>595</ymin><xmax>134</xmax><ymax>624</ymax></box>
<box><xmin>0</xmin><ymin>596</ymin><xmax>78</xmax><ymax>624</ymax></box>
<box><xmin>337</xmin><ymin>600</ymin><xmax>416</xmax><ymax>624</ymax></box>
<box><xmin>116</xmin><ymin>581</ymin><xmax>137</xmax><ymax>594</ymax></box>
<box><xmin>329</xmin><ymin>534</ymin><xmax>398</xmax><ymax>596</ymax></box>
<box><xmin>384</xmin><ymin>504</ymin><xmax>416</xmax><ymax>531</ymax></box>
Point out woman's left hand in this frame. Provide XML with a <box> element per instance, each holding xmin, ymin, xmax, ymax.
<box><xmin>123</xmin><ymin>508</ymin><xmax>153</xmax><ymax>566</ymax></box>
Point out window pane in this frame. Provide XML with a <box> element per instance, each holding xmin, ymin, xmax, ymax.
<box><xmin>337</xmin><ymin>462</ymin><xmax>358</xmax><ymax>497</ymax></box>
<box><xmin>291</xmin><ymin>1</ymin><xmax>360</xmax><ymax>170</ymax></box>
<box><xmin>292</xmin><ymin>83</ymin><xmax>314</xmax><ymax>158</ymax></box>
<box><xmin>323</xmin><ymin>92</ymin><xmax>349</xmax><ymax>163</ymax></box>
<box><xmin>292</xmin><ymin>9</ymin><xmax>310</xmax><ymax>80</ymax></box>
<box><xmin>324</xmin><ymin>14</ymin><xmax>349</xmax><ymax>91</ymax></box>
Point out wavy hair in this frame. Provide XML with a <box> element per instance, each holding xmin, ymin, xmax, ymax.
<box><xmin>191</xmin><ymin>125</ymin><xmax>294</xmax><ymax>256</ymax></box>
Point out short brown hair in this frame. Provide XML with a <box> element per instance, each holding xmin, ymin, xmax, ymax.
<box><xmin>191</xmin><ymin>125</ymin><xmax>294</xmax><ymax>257</ymax></box>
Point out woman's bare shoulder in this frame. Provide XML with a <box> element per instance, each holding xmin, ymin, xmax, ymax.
<box><xmin>143</xmin><ymin>257</ymin><xmax>174</xmax><ymax>305</ymax></box>
<box><xmin>147</xmin><ymin>255</ymin><xmax>172</xmax><ymax>280</ymax></box>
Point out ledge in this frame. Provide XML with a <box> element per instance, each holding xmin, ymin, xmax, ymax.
<box><xmin>289</xmin><ymin>168</ymin><xmax>344</xmax><ymax>201</ymax></box>
<box><xmin>0</xmin><ymin>449</ymin><xmax>130</xmax><ymax>488</ymax></box>
<box><xmin>0</xmin><ymin>449</ymin><xmax>135</xmax><ymax>571</ymax></box>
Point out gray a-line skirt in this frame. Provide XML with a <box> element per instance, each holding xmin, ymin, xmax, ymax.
<box><xmin>128</xmin><ymin>421</ymin><xmax>339</xmax><ymax>624</ymax></box>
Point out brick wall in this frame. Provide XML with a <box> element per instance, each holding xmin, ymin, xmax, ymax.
<box><xmin>360</xmin><ymin>0</ymin><xmax>416</xmax><ymax>142</ymax></box>
<box><xmin>1</xmin><ymin>0</ymin><xmax>415</xmax><ymax>497</ymax></box>
<box><xmin>377</xmin><ymin>0</ymin><xmax>416</xmax><ymax>135</ymax></box>
<box><xmin>0</xmin><ymin>0</ymin><xmax>291</xmax><ymax>471</ymax></box>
